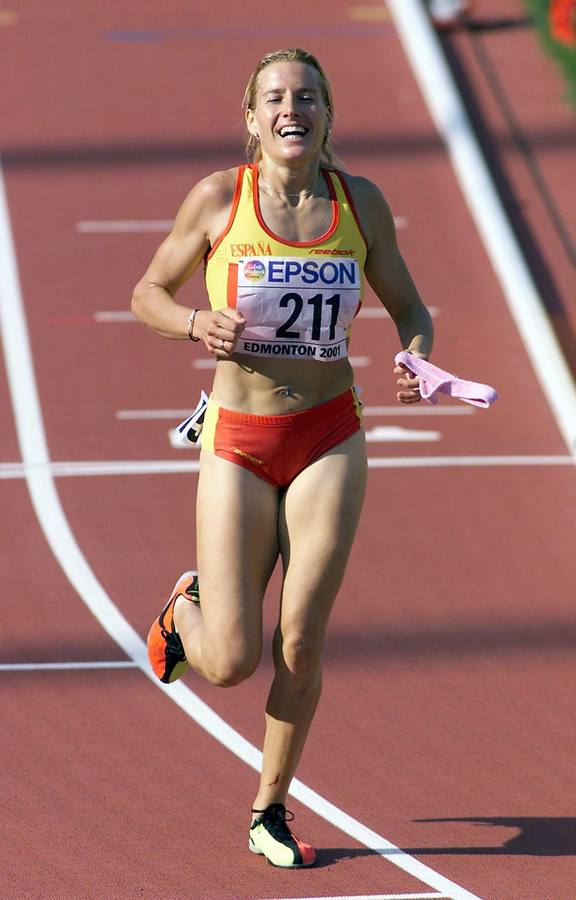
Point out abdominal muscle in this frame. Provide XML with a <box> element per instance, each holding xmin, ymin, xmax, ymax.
<box><xmin>210</xmin><ymin>353</ymin><xmax>354</xmax><ymax>415</ymax></box>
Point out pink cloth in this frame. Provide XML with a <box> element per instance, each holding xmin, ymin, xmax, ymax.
<box><xmin>394</xmin><ymin>351</ymin><xmax>499</xmax><ymax>408</ymax></box>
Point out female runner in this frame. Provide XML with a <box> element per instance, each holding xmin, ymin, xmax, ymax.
<box><xmin>132</xmin><ymin>48</ymin><xmax>433</xmax><ymax>868</ymax></box>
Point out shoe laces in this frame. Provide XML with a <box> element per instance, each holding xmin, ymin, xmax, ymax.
<box><xmin>252</xmin><ymin>803</ymin><xmax>295</xmax><ymax>839</ymax></box>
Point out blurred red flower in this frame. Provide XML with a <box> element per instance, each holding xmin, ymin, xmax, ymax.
<box><xmin>549</xmin><ymin>0</ymin><xmax>576</xmax><ymax>46</ymax></box>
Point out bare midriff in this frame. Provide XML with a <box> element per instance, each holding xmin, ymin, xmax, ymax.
<box><xmin>210</xmin><ymin>354</ymin><xmax>354</xmax><ymax>415</ymax></box>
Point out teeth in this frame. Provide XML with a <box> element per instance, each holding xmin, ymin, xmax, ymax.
<box><xmin>279</xmin><ymin>127</ymin><xmax>306</xmax><ymax>137</ymax></box>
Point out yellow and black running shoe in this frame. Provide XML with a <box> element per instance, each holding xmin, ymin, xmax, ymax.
<box><xmin>249</xmin><ymin>803</ymin><xmax>316</xmax><ymax>867</ymax></box>
<box><xmin>146</xmin><ymin>571</ymin><xmax>199</xmax><ymax>684</ymax></box>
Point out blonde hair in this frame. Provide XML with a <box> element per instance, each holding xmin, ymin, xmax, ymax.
<box><xmin>242</xmin><ymin>48</ymin><xmax>338</xmax><ymax>166</ymax></box>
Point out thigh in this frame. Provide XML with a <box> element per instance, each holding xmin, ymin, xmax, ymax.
<box><xmin>196</xmin><ymin>450</ymin><xmax>280</xmax><ymax>660</ymax></box>
<box><xmin>277</xmin><ymin>428</ymin><xmax>367</xmax><ymax>640</ymax></box>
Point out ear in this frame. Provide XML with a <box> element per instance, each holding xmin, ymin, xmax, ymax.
<box><xmin>245</xmin><ymin>108</ymin><xmax>259</xmax><ymax>138</ymax></box>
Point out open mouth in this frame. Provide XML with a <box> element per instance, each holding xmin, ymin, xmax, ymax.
<box><xmin>277</xmin><ymin>125</ymin><xmax>308</xmax><ymax>141</ymax></box>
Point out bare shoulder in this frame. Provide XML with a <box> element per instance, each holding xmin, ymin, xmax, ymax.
<box><xmin>172</xmin><ymin>166</ymin><xmax>240</xmax><ymax>237</ymax></box>
<box><xmin>341</xmin><ymin>173</ymin><xmax>393</xmax><ymax>215</ymax></box>
<box><xmin>193</xmin><ymin>167</ymin><xmax>239</xmax><ymax>207</ymax></box>
<box><xmin>337</xmin><ymin>172</ymin><xmax>395</xmax><ymax>247</ymax></box>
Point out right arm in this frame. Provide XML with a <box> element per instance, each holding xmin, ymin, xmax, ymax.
<box><xmin>131</xmin><ymin>170</ymin><xmax>245</xmax><ymax>356</ymax></box>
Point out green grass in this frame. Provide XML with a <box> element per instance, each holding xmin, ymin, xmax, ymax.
<box><xmin>522</xmin><ymin>1</ymin><xmax>576</xmax><ymax>105</ymax></box>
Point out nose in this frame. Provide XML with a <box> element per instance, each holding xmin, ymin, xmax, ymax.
<box><xmin>279</xmin><ymin>92</ymin><xmax>298</xmax><ymax>116</ymax></box>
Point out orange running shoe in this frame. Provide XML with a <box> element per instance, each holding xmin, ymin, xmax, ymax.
<box><xmin>249</xmin><ymin>803</ymin><xmax>316</xmax><ymax>867</ymax></box>
<box><xmin>146</xmin><ymin>571</ymin><xmax>199</xmax><ymax>684</ymax></box>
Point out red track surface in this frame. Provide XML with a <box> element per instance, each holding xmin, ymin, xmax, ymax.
<box><xmin>2</xmin><ymin>3</ymin><xmax>576</xmax><ymax>898</ymax></box>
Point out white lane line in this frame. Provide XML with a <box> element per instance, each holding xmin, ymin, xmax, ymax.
<box><xmin>387</xmin><ymin>0</ymin><xmax>576</xmax><ymax>454</ymax></box>
<box><xmin>192</xmin><ymin>358</ymin><xmax>217</xmax><ymax>369</ymax></box>
<box><xmin>0</xmin><ymin>455</ymin><xmax>574</xmax><ymax>480</ymax></box>
<box><xmin>0</xmin><ymin>164</ymin><xmax>481</xmax><ymax>900</ymax></box>
<box><xmin>0</xmin><ymin>661</ymin><xmax>138</xmax><ymax>671</ymax></box>
<box><xmin>94</xmin><ymin>307</ymin><xmax>440</xmax><ymax>323</ymax></box>
<box><xmin>116</xmin><ymin>409</ymin><xmax>193</xmax><ymax>420</ymax></box>
<box><xmin>93</xmin><ymin>309</ymin><xmax>443</xmax><ymax>325</ymax></box>
<box><xmin>173</xmin><ymin>426</ymin><xmax>442</xmax><ymax>448</ymax></box>
<box><xmin>115</xmin><ymin>405</ymin><xmax>472</xmax><ymax>420</ymax></box>
<box><xmin>76</xmin><ymin>217</ymin><xmax>410</xmax><ymax>234</ymax></box>
<box><xmin>259</xmin><ymin>894</ymin><xmax>449</xmax><ymax>900</ymax></box>
<box><xmin>366</xmin><ymin>427</ymin><xmax>441</xmax><ymax>442</ymax></box>
<box><xmin>77</xmin><ymin>220</ymin><xmax>173</xmax><ymax>233</ymax></box>
<box><xmin>368</xmin><ymin>455</ymin><xmax>575</xmax><ymax>468</ymax></box>
<box><xmin>0</xmin><ymin>460</ymin><xmax>202</xmax><ymax>478</ymax></box>
<box><xmin>94</xmin><ymin>311</ymin><xmax>135</xmax><ymax>322</ymax></box>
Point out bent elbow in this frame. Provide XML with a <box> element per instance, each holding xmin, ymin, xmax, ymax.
<box><xmin>131</xmin><ymin>282</ymin><xmax>147</xmax><ymax>322</ymax></box>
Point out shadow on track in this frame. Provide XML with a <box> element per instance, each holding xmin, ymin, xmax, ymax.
<box><xmin>321</xmin><ymin>619</ymin><xmax>576</xmax><ymax>662</ymax></box>
<box><xmin>408</xmin><ymin>817</ymin><xmax>576</xmax><ymax>856</ymax></box>
<box><xmin>312</xmin><ymin>846</ymin><xmax>382</xmax><ymax>869</ymax></box>
<box><xmin>3</xmin><ymin>127</ymin><xmax>574</xmax><ymax>171</ymax></box>
<box><xmin>462</xmin><ymin>16</ymin><xmax>533</xmax><ymax>34</ymax></box>
<box><xmin>290</xmin><ymin>817</ymin><xmax>576</xmax><ymax>869</ymax></box>
<box><xmin>0</xmin><ymin>133</ymin><xmax>446</xmax><ymax>170</ymax></box>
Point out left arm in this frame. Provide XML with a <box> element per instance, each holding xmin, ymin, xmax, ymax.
<box><xmin>349</xmin><ymin>176</ymin><xmax>434</xmax><ymax>402</ymax></box>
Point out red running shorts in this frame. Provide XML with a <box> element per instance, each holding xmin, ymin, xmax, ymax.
<box><xmin>201</xmin><ymin>388</ymin><xmax>363</xmax><ymax>489</ymax></box>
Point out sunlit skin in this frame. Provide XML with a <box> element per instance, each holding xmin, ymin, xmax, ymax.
<box><xmin>245</xmin><ymin>61</ymin><xmax>330</xmax><ymax>196</ymax></box>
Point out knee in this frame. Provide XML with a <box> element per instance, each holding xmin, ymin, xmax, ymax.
<box><xmin>278</xmin><ymin>632</ymin><xmax>322</xmax><ymax>682</ymax></box>
<box><xmin>204</xmin><ymin>652</ymin><xmax>259</xmax><ymax>688</ymax></box>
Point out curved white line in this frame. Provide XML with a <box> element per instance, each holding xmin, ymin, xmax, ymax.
<box><xmin>0</xmin><ymin>662</ymin><xmax>138</xmax><ymax>671</ymax></box>
<box><xmin>262</xmin><ymin>894</ymin><xmax>449</xmax><ymax>900</ymax></box>
<box><xmin>0</xmin><ymin>168</ymin><xmax>480</xmax><ymax>899</ymax></box>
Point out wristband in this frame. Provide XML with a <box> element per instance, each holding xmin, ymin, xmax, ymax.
<box><xmin>187</xmin><ymin>309</ymin><xmax>200</xmax><ymax>341</ymax></box>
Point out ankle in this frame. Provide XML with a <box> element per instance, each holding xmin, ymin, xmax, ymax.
<box><xmin>251</xmin><ymin>798</ymin><xmax>286</xmax><ymax>821</ymax></box>
<box><xmin>173</xmin><ymin>593</ymin><xmax>200</xmax><ymax>634</ymax></box>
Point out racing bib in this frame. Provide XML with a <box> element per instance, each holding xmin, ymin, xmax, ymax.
<box><xmin>231</xmin><ymin>256</ymin><xmax>361</xmax><ymax>362</ymax></box>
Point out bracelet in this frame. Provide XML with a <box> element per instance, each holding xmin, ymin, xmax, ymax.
<box><xmin>187</xmin><ymin>309</ymin><xmax>200</xmax><ymax>341</ymax></box>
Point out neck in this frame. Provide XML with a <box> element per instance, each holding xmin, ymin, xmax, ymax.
<box><xmin>257</xmin><ymin>160</ymin><xmax>323</xmax><ymax>204</ymax></box>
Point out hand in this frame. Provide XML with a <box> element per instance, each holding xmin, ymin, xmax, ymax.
<box><xmin>194</xmin><ymin>308</ymin><xmax>246</xmax><ymax>358</ymax></box>
<box><xmin>394</xmin><ymin>350</ymin><xmax>428</xmax><ymax>404</ymax></box>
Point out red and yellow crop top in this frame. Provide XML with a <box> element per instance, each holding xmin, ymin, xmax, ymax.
<box><xmin>204</xmin><ymin>164</ymin><xmax>368</xmax><ymax>363</ymax></box>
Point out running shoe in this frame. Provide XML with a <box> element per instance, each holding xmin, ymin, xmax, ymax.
<box><xmin>249</xmin><ymin>803</ymin><xmax>316</xmax><ymax>867</ymax></box>
<box><xmin>146</xmin><ymin>571</ymin><xmax>199</xmax><ymax>684</ymax></box>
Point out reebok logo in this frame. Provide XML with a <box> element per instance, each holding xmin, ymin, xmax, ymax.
<box><xmin>309</xmin><ymin>249</ymin><xmax>355</xmax><ymax>256</ymax></box>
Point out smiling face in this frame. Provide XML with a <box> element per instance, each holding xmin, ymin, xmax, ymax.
<box><xmin>245</xmin><ymin>61</ymin><xmax>331</xmax><ymax>166</ymax></box>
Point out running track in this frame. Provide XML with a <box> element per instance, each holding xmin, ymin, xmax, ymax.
<box><xmin>2</xmin><ymin>3</ymin><xmax>576</xmax><ymax>899</ymax></box>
